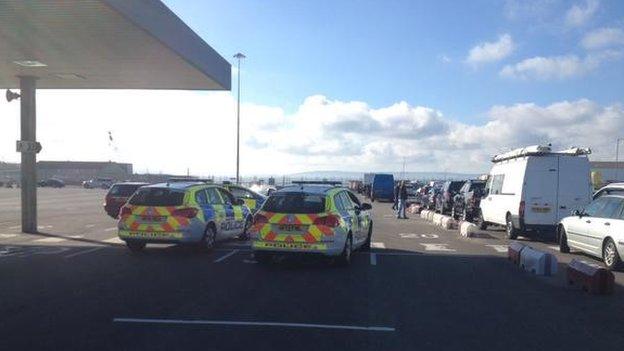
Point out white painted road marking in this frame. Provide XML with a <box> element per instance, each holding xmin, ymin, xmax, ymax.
<box><xmin>547</xmin><ymin>245</ymin><xmax>559</xmax><ymax>251</ymax></box>
<box><xmin>64</xmin><ymin>247</ymin><xmax>104</xmax><ymax>259</ymax></box>
<box><xmin>69</xmin><ymin>235</ymin><xmax>84</xmax><ymax>239</ymax></box>
<box><xmin>370</xmin><ymin>253</ymin><xmax>377</xmax><ymax>265</ymax></box>
<box><xmin>103</xmin><ymin>237</ymin><xmax>124</xmax><ymax>244</ymax></box>
<box><xmin>104</xmin><ymin>227</ymin><xmax>117</xmax><ymax>232</ymax></box>
<box><xmin>420</xmin><ymin>243</ymin><xmax>455</xmax><ymax>252</ymax></box>
<box><xmin>85</xmin><ymin>224</ymin><xmax>96</xmax><ymax>228</ymax></box>
<box><xmin>214</xmin><ymin>249</ymin><xmax>239</xmax><ymax>263</ymax></box>
<box><xmin>112</xmin><ymin>318</ymin><xmax>395</xmax><ymax>332</ymax></box>
<box><xmin>243</xmin><ymin>259</ymin><xmax>257</xmax><ymax>264</ymax></box>
<box><xmin>371</xmin><ymin>242</ymin><xmax>385</xmax><ymax>249</ymax></box>
<box><xmin>399</xmin><ymin>233</ymin><xmax>439</xmax><ymax>239</ymax></box>
<box><xmin>34</xmin><ymin>237</ymin><xmax>67</xmax><ymax>243</ymax></box>
<box><xmin>9</xmin><ymin>225</ymin><xmax>20</xmax><ymax>230</ymax></box>
<box><xmin>0</xmin><ymin>234</ymin><xmax>17</xmax><ymax>239</ymax></box>
<box><xmin>486</xmin><ymin>245</ymin><xmax>508</xmax><ymax>253</ymax></box>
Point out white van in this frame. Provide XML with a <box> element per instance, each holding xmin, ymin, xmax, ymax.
<box><xmin>477</xmin><ymin>145</ymin><xmax>592</xmax><ymax>240</ymax></box>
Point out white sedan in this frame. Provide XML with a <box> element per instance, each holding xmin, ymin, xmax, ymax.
<box><xmin>558</xmin><ymin>194</ymin><xmax>624</xmax><ymax>270</ymax></box>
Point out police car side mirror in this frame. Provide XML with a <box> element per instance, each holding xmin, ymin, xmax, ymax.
<box><xmin>360</xmin><ymin>203</ymin><xmax>372</xmax><ymax>211</ymax></box>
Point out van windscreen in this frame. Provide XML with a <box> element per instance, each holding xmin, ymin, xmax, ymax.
<box><xmin>129</xmin><ymin>188</ymin><xmax>185</xmax><ymax>206</ymax></box>
<box><xmin>263</xmin><ymin>193</ymin><xmax>325</xmax><ymax>213</ymax></box>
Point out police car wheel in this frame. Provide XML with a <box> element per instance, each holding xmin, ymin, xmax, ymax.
<box><xmin>126</xmin><ymin>240</ymin><xmax>146</xmax><ymax>252</ymax></box>
<box><xmin>335</xmin><ymin>235</ymin><xmax>353</xmax><ymax>266</ymax></box>
<box><xmin>202</xmin><ymin>226</ymin><xmax>217</xmax><ymax>251</ymax></box>
<box><xmin>362</xmin><ymin>225</ymin><xmax>372</xmax><ymax>251</ymax></box>
<box><xmin>239</xmin><ymin>217</ymin><xmax>252</xmax><ymax>241</ymax></box>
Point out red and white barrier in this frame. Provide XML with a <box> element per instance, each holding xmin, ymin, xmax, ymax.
<box><xmin>519</xmin><ymin>247</ymin><xmax>558</xmax><ymax>276</ymax></box>
<box><xmin>507</xmin><ymin>242</ymin><xmax>525</xmax><ymax>265</ymax></box>
<box><xmin>567</xmin><ymin>259</ymin><xmax>614</xmax><ymax>295</ymax></box>
<box><xmin>459</xmin><ymin>221</ymin><xmax>478</xmax><ymax>238</ymax></box>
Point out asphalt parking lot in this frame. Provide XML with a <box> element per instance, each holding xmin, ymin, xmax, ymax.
<box><xmin>1</xmin><ymin>187</ymin><xmax>624</xmax><ymax>350</ymax></box>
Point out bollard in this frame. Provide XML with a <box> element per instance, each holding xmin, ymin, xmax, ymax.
<box><xmin>459</xmin><ymin>221</ymin><xmax>478</xmax><ymax>238</ymax></box>
<box><xmin>432</xmin><ymin>213</ymin><xmax>443</xmax><ymax>226</ymax></box>
<box><xmin>507</xmin><ymin>241</ymin><xmax>525</xmax><ymax>265</ymax></box>
<box><xmin>567</xmin><ymin>259</ymin><xmax>614</xmax><ymax>295</ymax></box>
<box><xmin>440</xmin><ymin>216</ymin><xmax>457</xmax><ymax>230</ymax></box>
<box><xmin>519</xmin><ymin>246</ymin><xmax>558</xmax><ymax>276</ymax></box>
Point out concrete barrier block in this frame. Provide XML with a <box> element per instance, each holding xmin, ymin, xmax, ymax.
<box><xmin>432</xmin><ymin>213</ymin><xmax>443</xmax><ymax>226</ymax></box>
<box><xmin>408</xmin><ymin>204</ymin><xmax>421</xmax><ymax>214</ymax></box>
<box><xmin>567</xmin><ymin>259</ymin><xmax>614</xmax><ymax>295</ymax></box>
<box><xmin>420</xmin><ymin>210</ymin><xmax>429</xmax><ymax>219</ymax></box>
<box><xmin>440</xmin><ymin>216</ymin><xmax>457</xmax><ymax>230</ymax></box>
<box><xmin>519</xmin><ymin>247</ymin><xmax>558</xmax><ymax>276</ymax></box>
<box><xmin>507</xmin><ymin>241</ymin><xmax>525</xmax><ymax>265</ymax></box>
<box><xmin>459</xmin><ymin>221</ymin><xmax>478</xmax><ymax>238</ymax></box>
<box><xmin>426</xmin><ymin>211</ymin><xmax>435</xmax><ymax>222</ymax></box>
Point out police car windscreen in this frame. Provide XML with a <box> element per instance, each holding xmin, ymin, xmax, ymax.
<box><xmin>263</xmin><ymin>193</ymin><xmax>325</xmax><ymax>213</ymax></box>
<box><xmin>129</xmin><ymin>188</ymin><xmax>185</xmax><ymax>206</ymax></box>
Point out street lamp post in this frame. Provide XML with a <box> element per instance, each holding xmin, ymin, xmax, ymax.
<box><xmin>616</xmin><ymin>138</ymin><xmax>624</xmax><ymax>181</ymax></box>
<box><xmin>233</xmin><ymin>53</ymin><xmax>246</xmax><ymax>185</ymax></box>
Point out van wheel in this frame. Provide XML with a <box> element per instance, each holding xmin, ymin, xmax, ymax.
<box><xmin>475</xmin><ymin>210</ymin><xmax>487</xmax><ymax>230</ymax></box>
<box><xmin>126</xmin><ymin>240</ymin><xmax>146</xmax><ymax>252</ymax></box>
<box><xmin>335</xmin><ymin>235</ymin><xmax>353</xmax><ymax>266</ymax></box>
<box><xmin>603</xmin><ymin>238</ymin><xmax>622</xmax><ymax>270</ymax></box>
<box><xmin>506</xmin><ymin>214</ymin><xmax>518</xmax><ymax>240</ymax></box>
<box><xmin>559</xmin><ymin>226</ymin><xmax>570</xmax><ymax>253</ymax></box>
<box><xmin>201</xmin><ymin>225</ymin><xmax>217</xmax><ymax>251</ymax></box>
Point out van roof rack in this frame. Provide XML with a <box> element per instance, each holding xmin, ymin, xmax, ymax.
<box><xmin>492</xmin><ymin>145</ymin><xmax>591</xmax><ymax>163</ymax></box>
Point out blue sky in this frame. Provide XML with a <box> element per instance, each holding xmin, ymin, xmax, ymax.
<box><xmin>2</xmin><ymin>0</ymin><xmax>624</xmax><ymax>175</ymax></box>
<box><xmin>164</xmin><ymin>0</ymin><xmax>624</xmax><ymax>120</ymax></box>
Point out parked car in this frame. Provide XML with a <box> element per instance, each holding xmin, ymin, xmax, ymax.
<box><xmin>451</xmin><ymin>179</ymin><xmax>486</xmax><ymax>221</ymax></box>
<box><xmin>478</xmin><ymin>145</ymin><xmax>592</xmax><ymax>240</ymax></box>
<box><xmin>435</xmin><ymin>180</ymin><xmax>465</xmax><ymax>214</ymax></box>
<box><xmin>593</xmin><ymin>182</ymin><xmax>624</xmax><ymax>199</ymax></box>
<box><xmin>83</xmin><ymin>177</ymin><xmax>114</xmax><ymax>189</ymax></box>
<box><xmin>222</xmin><ymin>183</ymin><xmax>267</xmax><ymax>215</ymax></box>
<box><xmin>558</xmin><ymin>194</ymin><xmax>624</xmax><ymax>270</ymax></box>
<box><xmin>104</xmin><ymin>182</ymin><xmax>149</xmax><ymax>218</ymax></box>
<box><xmin>38</xmin><ymin>178</ymin><xmax>65</xmax><ymax>188</ymax></box>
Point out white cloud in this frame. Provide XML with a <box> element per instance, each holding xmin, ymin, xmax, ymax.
<box><xmin>499</xmin><ymin>50</ymin><xmax>622</xmax><ymax>80</ymax></box>
<box><xmin>466</xmin><ymin>34</ymin><xmax>515</xmax><ymax>65</ymax></box>
<box><xmin>1</xmin><ymin>91</ymin><xmax>622</xmax><ymax>175</ymax></box>
<box><xmin>582</xmin><ymin>27</ymin><xmax>624</xmax><ymax>50</ymax></box>
<box><xmin>504</xmin><ymin>0</ymin><xmax>558</xmax><ymax>21</ymax></box>
<box><xmin>565</xmin><ymin>0</ymin><xmax>599</xmax><ymax>27</ymax></box>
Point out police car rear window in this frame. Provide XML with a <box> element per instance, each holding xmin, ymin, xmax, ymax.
<box><xmin>263</xmin><ymin>193</ymin><xmax>325</xmax><ymax>213</ymax></box>
<box><xmin>109</xmin><ymin>184</ymin><xmax>142</xmax><ymax>197</ymax></box>
<box><xmin>129</xmin><ymin>188</ymin><xmax>185</xmax><ymax>206</ymax></box>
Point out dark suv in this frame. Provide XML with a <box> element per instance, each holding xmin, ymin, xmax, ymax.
<box><xmin>104</xmin><ymin>182</ymin><xmax>148</xmax><ymax>218</ymax></box>
<box><xmin>451</xmin><ymin>180</ymin><xmax>486</xmax><ymax>221</ymax></box>
<box><xmin>435</xmin><ymin>180</ymin><xmax>465</xmax><ymax>214</ymax></box>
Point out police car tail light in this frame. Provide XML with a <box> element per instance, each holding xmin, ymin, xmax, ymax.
<box><xmin>172</xmin><ymin>207</ymin><xmax>198</xmax><ymax>218</ymax></box>
<box><xmin>253</xmin><ymin>213</ymin><xmax>268</xmax><ymax>225</ymax></box>
<box><xmin>313</xmin><ymin>214</ymin><xmax>340</xmax><ymax>228</ymax></box>
<box><xmin>120</xmin><ymin>206</ymin><xmax>132</xmax><ymax>216</ymax></box>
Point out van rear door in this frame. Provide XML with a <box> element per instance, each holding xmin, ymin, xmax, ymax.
<box><xmin>557</xmin><ymin>156</ymin><xmax>592</xmax><ymax>222</ymax></box>
<box><xmin>524</xmin><ymin>157</ymin><xmax>558</xmax><ymax>225</ymax></box>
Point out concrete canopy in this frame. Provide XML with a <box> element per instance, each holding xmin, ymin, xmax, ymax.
<box><xmin>0</xmin><ymin>0</ymin><xmax>231</xmax><ymax>90</ymax></box>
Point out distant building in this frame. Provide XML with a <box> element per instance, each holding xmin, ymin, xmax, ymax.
<box><xmin>0</xmin><ymin>162</ymin><xmax>20</xmax><ymax>182</ymax></box>
<box><xmin>590</xmin><ymin>161</ymin><xmax>624</xmax><ymax>185</ymax></box>
<box><xmin>37</xmin><ymin>161</ymin><xmax>133</xmax><ymax>184</ymax></box>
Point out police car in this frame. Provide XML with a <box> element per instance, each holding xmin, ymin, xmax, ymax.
<box><xmin>221</xmin><ymin>183</ymin><xmax>267</xmax><ymax>214</ymax></box>
<box><xmin>249</xmin><ymin>182</ymin><xmax>373</xmax><ymax>265</ymax></box>
<box><xmin>117</xmin><ymin>182</ymin><xmax>252</xmax><ymax>252</ymax></box>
